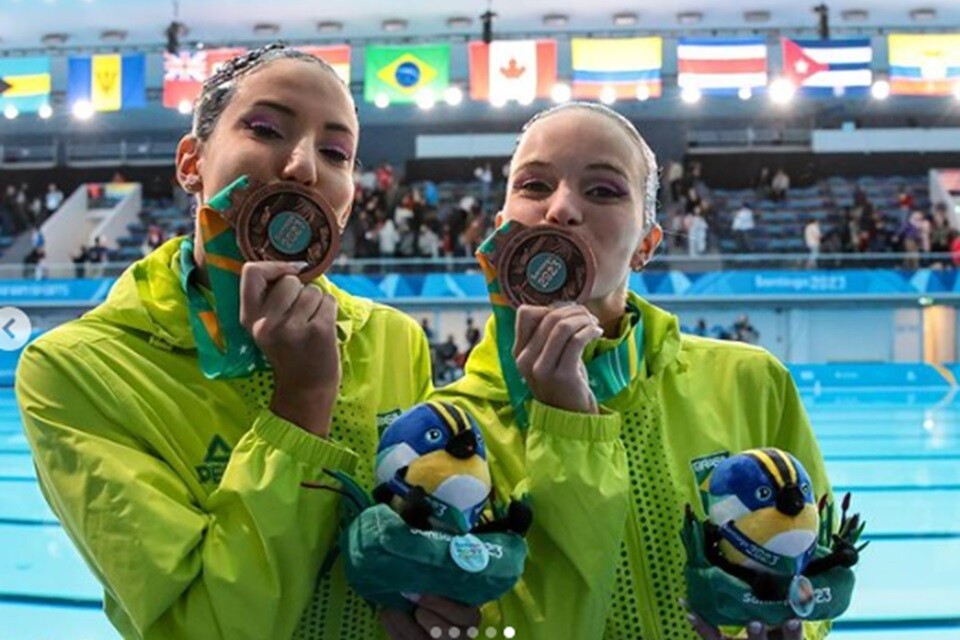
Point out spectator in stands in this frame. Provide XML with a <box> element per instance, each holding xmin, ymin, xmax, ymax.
<box><xmin>951</xmin><ymin>231</ymin><xmax>960</xmax><ymax>268</ymax></box>
<box><xmin>731</xmin><ymin>201</ymin><xmax>755</xmax><ymax>253</ymax></box>
<box><xmin>686</xmin><ymin>209</ymin><xmax>709</xmax><ymax>256</ymax></box>
<box><xmin>897</xmin><ymin>185</ymin><xmax>915</xmax><ymax>213</ymax></box>
<box><xmin>430</xmin><ymin>102</ymin><xmax>826</xmax><ymax>640</ymax></box>
<box><xmin>666</xmin><ymin>160</ymin><xmax>684</xmax><ymax>203</ymax></box>
<box><xmin>422</xmin><ymin>179</ymin><xmax>439</xmax><ymax>209</ymax></box>
<box><xmin>771</xmin><ymin>167</ymin><xmax>790</xmax><ymax>202</ymax></box>
<box><xmin>475</xmin><ymin>162</ymin><xmax>493</xmax><ymax>207</ymax></box>
<box><xmin>894</xmin><ymin>211</ymin><xmax>924</xmax><ymax>269</ymax></box>
<box><xmin>110</xmin><ymin>170</ymin><xmax>127</xmax><ymax>183</ymax></box>
<box><xmin>142</xmin><ymin>225</ymin><xmax>166</xmax><ymax>256</ymax></box>
<box><xmin>692</xmin><ymin>318</ymin><xmax>708</xmax><ymax>337</ymax></box>
<box><xmin>16</xmin><ymin>44</ymin><xmax>453</xmax><ymax>640</ymax></box>
<box><xmin>754</xmin><ymin>166</ymin><xmax>772</xmax><ymax>199</ymax></box>
<box><xmin>71</xmin><ymin>244</ymin><xmax>89</xmax><ymax>279</ymax></box>
<box><xmin>45</xmin><ymin>183</ymin><xmax>64</xmax><ymax>216</ymax></box>
<box><xmin>419</xmin><ymin>317</ymin><xmax>435</xmax><ymax>343</ymax></box>
<box><xmin>375</xmin><ymin>162</ymin><xmax>394</xmax><ymax>192</ymax></box>
<box><xmin>22</xmin><ymin>246</ymin><xmax>43</xmax><ymax>279</ymax></box>
<box><xmin>418</xmin><ymin>221</ymin><xmax>441</xmax><ymax>258</ymax></box>
<box><xmin>464</xmin><ymin>317</ymin><xmax>481</xmax><ymax>360</ymax></box>
<box><xmin>30</xmin><ymin>225</ymin><xmax>45</xmax><ymax>251</ymax></box>
<box><xmin>930</xmin><ymin>203</ymin><xmax>952</xmax><ymax>268</ymax></box>
<box><xmin>804</xmin><ymin>218</ymin><xmax>821</xmax><ymax>269</ymax></box>
<box><xmin>374</xmin><ymin>213</ymin><xmax>399</xmax><ymax>259</ymax></box>
<box><xmin>732</xmin><ymin>314</ymin><xmax>760</xmax><ymax>344</ymax></box>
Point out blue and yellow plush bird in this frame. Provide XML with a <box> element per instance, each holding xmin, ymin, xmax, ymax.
<box><xmin>374</xmin><ymin>402</ymin><xmax>493</xmax><ymax>535</ymax></box>
<box><xmin>707</xmin><ymin>448</ymin><xmax>819</xmax><ymax>578</ymax></box>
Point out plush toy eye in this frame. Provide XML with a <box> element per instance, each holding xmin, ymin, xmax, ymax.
<box><xmin>755</xmin><ymin>486</ymin><xmax>773</xmax><ymax>502</ymax></box>
<box><xmin>425</xmin><ymin>428</ymin><xmax>444</xmax><ymax>444</ymax></box>
<box><xmin>800</xmin><ymin>482</ymin><xmax>811</xmax><ymax>495</ymax></box>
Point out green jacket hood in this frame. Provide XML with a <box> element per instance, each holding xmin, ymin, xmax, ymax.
<box><xmin>85</xmin><ymin>236</ymin><xmax>372</xmax><ymax>350</ymax></box>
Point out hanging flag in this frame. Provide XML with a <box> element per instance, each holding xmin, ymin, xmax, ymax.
<box><xmin>469</xmin><ymin>40</ymin><xmax>557</xmax><ymax>103</ymax></box>
<box><xmin>67</xmin><ymin>54</ymin><xmax>145</xmax><ymax>112</ymax></box>
<box><xmin>364</xmin><ymin>44</ymin><xmax>450</xmax><ymax>103</ymax></box>
<box><xmin>781</xmin><ymin>38</ymin><xmax>872</xmax><ymax>96</ymax></box>
<box><xmin>162</xmin><ymin>48</ymin><xmax>245</xmax><ymax>110</ymax></box>
<box><xmin>0</xmin><ymin>57</ymin><xmax>51</xmax><ymax>113</ymax></box>
<box><xmin>571</xmin><ymin>37</ymin><xmax>662</xmax><ymax>100</ymax></box>
<box><xmin>677</xmin><ymin>37</ymin><xmax>768</xmax><ymax>95</ymax></box>
<box><xmin>888</xmin><ymin>34</ymin><xmax>960</xmax><ymax>96</ymax></box>
<box><xmin>297</xmin><ymin>45</ymin><xmax>351</xmax><ymax>85</ymax></box>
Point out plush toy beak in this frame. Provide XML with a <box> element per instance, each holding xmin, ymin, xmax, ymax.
<box><xmin>445</xmin><ymin>429</ymin><xmax>478</xmax><ymax>460</ymax></box>
<box><xmin>776</xmin><ymin>484</ymin><xmax>806</xmax><ymax>517</ymax></box>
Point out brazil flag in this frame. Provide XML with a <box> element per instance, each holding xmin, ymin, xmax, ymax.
<box><xmin>364</xmin><ymin>44</ymin><xmax>450</xmax><ymax>103</ymax></box>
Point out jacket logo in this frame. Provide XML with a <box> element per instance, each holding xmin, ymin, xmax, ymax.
<box><xmin>690</xmin><ymin>451</ymin><xmax>730</xmax><ymax>512</ymax></box>
<box><xmin>376</xmin><ymin>409</ymin><xmax>403</xmax><ymax>435</ymax></box>
<box><xmin>196</xmin><ymin>435</ymin><xmax>232</xmax><ymax>485</ymax></box>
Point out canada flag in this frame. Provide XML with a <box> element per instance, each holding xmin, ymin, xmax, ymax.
<box><xmin>469</xmin><ymin>40</ymin><xmax>557</xmax><ymax>103</ymax></box>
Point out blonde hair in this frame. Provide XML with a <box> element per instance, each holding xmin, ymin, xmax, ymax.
<box><xmin>516</xmin><ymin>102</ymin><xmax>659</xmax><ymax>230</ymax></box>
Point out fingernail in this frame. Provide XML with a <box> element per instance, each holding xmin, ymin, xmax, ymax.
<box><xmin>748</xmin><ymin>622</ymin><xmax>763</xmax><ymax>634</ymax></box>
<box><xmin>290</xmin><ymin>261</ymin><xmax>309</xmax><ymax>270</ymax></box>
<box><xmin>786</xmin><ymin>620</ymin><xmax>801</xmax><ymax>631</ymax></box>
<box><xmin>686</xmin><ymin>614</ymin><xmax>698</xmax><ymax>625</ymax></box>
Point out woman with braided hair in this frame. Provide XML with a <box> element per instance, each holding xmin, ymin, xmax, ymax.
<box><xmin>431</xmin><ymin>102</ymin><xmax>833</xmax><ymax>640</ymax></box>
<box><xmin>17</xmin><ymin>44</ymin><xmax>479</xmax><ymax>639</ymax></box>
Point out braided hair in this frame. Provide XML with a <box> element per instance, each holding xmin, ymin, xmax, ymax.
<box><xmin>192</xmin><ymin>42</ymin><xmax>353</xmax><ymax>141</ymax></box>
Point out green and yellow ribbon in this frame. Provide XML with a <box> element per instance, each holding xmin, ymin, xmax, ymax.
<box><xmin>180</xmin><ymin>176</ymin><xmax>271</xmax><ymax>379</ymax></box>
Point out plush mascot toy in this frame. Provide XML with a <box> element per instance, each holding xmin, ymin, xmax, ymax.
<box><xmin>315</xmin><ymin>402</ymin><xmax>532</xmax><ymax>612</ymax></box>
<box><xmin>681</xmin><ymin>447</ymin><xmax>866</xmax><ymax>628</ymax></box>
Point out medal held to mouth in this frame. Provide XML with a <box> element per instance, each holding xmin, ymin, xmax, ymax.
<box><xmin>221</xmin><ymin>180</ymin><xmax>341</xmax><ymax>283</ymax></box>
<box><xmin>494</xmin><ymin>224</ymin><xmax>597</xmax><ymax>308</ymax></box>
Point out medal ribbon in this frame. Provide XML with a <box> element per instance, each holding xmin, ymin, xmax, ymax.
<box><xmin>476</xmin><ymin>222</ymin><xmax>645</xmax><ymax>429</ymax></box>
<box><xmin>180</xmin><ymin>175</ymin><xmax>271</xmax><ymax>379</ymax></box>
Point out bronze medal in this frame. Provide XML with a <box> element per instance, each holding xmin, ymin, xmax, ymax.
<box><xmin>227</xmin><ymin>181</ymin><xmax>340</xmax><ymax>283</ymax></box>
<box><xmin>496</xmin><ymin>225</ymin><xmax>596</xmax><ymax>308</ymax></box>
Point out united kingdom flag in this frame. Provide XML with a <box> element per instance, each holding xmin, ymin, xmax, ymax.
<box><xmin>162</xmin><ymin>48</ymin><xmax>243</xmax><ymax>110</ymax></box>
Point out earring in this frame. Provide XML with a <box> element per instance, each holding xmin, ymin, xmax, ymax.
<box><xmin>183</xmin><ymin>175</ymin><xmax>202</xmax><ymax>193</ymax></box>
<box><xmin>631</xmin><ymin>253</ymin><xmax>647</xmax><ymax>272</ymax></box>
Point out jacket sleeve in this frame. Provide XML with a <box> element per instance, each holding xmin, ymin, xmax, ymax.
<box><xmin>435</xmin><ymin>390</ymin><xmax>630</xmax><ymax>639</ymax></box>
<box><xmin>16</xmin><ymin>339</ymin><xmax>358</xmax><ymax>640</ymax></box>
<box><xmin>773</xmin><ymin>364</ymin><xmax>834</xmax><ymax>640</ymax></box>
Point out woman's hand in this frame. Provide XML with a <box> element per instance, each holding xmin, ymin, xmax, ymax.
<box><xmin>513</xmin><ymin>303</ymin><xmax>603</xmax><ymax>414</ymax></box>
<box><xmin>239</xmin><ymin>261</ymin><xmax>340</xmax><ymax>437</ymax></box>
<box><xmin>379</xmin><ymin>596</ymin><xmax>482</xmax><ymax>640</ymax></box>
<box><xmin>686</xmin><ymin>608</ymin><xmax>803</xmax><ymax>640</ymax></box>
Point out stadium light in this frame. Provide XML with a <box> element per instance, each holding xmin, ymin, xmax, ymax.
<box><xmin>38</xmin><ymin>104</ymin><xmax>53</xmax><ymax>119</ymax></box>
<box><xmin>551</xmin><ymin>83</ymin><xmax>571</xmax><ymax>104</ymax></box>
<box><xmin>680</xmin><ymin>85</ymin><xmax>701</xmax><ymax>104</ymax></box>
<box><xmin>517</xmin><ymin>92</ymin><xmax>535</xmax><ymax>106</ymax></box>
<box><xmin>72</xmin><ymin>100</ymin><xmax>95</xmax><ymax>120</ymax></box>
<box><xmin>177</xmin><ymin>100</ymin><xmax>192</xmax><ymax>115</ymax></box>
<box><xmin>490</xmin><ymin>94</ymin><xmax>508</xmax><ymax>108</ymax></box>
<box><xmin>636</xmin><ymin>84</ymin><xmax>650</xmax><ymax>101</ymax></box>
<box><xmin>599</xmin><ymin>86</ymin><xmax>617</xmax><ymax>105</ymax></box>
<box><xmin>374</xmin><ymin>92</ymin><xmax>390</xmax><ymax>109</ymax></box>
<box><xmin>953</xmin><ymin>82</ymin><xmax>960</xmax><ymax>101</ymax></box>
<box><xmin>738</xmin><ymin>86</ymin><xmax>753</xmax><ymax>101</ymax></box>
<box><xmin>769</xmin><ymin>78</ymin><xmax>796</xmax><ymax>105</ymax></box>
<box><xmin>871</xmin><ymin>79</ymin><xmax>890</xmax><ymax>100</ymax></box>
<box><xmin>443</xmin><ymin>86</ymin><xmax>464</xmax><ymax>106</ymax></box>
<box><xmin>415</xmin><ymin>89</ymin><xmax>436</xmax><ymax>110</ymax></box>
<box><xmin>3</xmin><ymin>105</ymin><xmax>18</xmax><ymax>120</ymax></box>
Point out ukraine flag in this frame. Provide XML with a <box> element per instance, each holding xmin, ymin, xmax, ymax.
<box><xmin>888</xmin><ymin>34</ymin><xmax>960</xmax><ymax>96</ymax></box>
<box><xmin>0</xmin><ymin>57</ymin><xmax>51</xmax><ymax>113</ymax></box>
<box><xmin>364</xmin><ymin>44</ymin><xmax>450</xmax><ymax>104</ymax></box>
<box><xmin>68</xmin><ymin>54</ymin><xmax>146</xmax><ymax>112</ymax></box>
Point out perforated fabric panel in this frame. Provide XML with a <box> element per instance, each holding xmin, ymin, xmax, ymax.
<box><xmin>604</xmin><ymin>401</ymin><xmax>697</xmax><ymax>640</ymax></box>
<box><xmin>234</xmin><ymin>370</ymin><xmax>383</xmax><ymax>639</ymax></box>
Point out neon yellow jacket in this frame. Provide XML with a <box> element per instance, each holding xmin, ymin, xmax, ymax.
<box><xmin>16</xmin><ymin>237</ymin><xmax>432</xmax><ymax>639</ymax></box>
<box><xmin>432</xmin><ymin>293</ymin><xmax>833</xmax><ymax>640</ymax></box>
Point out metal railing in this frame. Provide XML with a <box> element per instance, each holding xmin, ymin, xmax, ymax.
<box><xmin>4</xmin><ymin>251</ymin><xmax>954</xmax><ymax>281</ymax></box>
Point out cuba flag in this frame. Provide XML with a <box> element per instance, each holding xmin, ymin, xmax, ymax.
<box><xmin>68</xmin><ymin>53</ymin><xmax>146</xmax><ymax>112</ymax></box>
<box><xmin>364</xmin><ymin>44</ymin><xmax>450</xmax><ymax>104</ymax></box>
<box><xmin>781</xmin><ymin>38</ymin><xmax>872</xmax><ymax>97</ymax></box>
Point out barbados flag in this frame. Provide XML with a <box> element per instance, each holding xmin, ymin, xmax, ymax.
<box><xmin>364</xmin><ymin>44</ymin><xmax>450</xmax><ymax>103</ymax></box>
<box><xmin>781</xmin><ymin>38</ymin><xmax>872</xmax><ymax>97</ymax></box>
<box><xmin>889</xmin><ymin>34</ymin><xmax>960</xmax><ymax>96</ymax></box>
<box><xmin>571</xmin><ymin>37</ymin><xmax>662</xmax><ymax>100</ymax></box>
<box><xmin>0</xmin><ymin>57</ymin><xmax>51</xmax><ymax>113</ymax></box>
<box><xmin>68</xmin><ymin>53</ymin><xmax>146</xmax><ymax>112</ymax></box>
